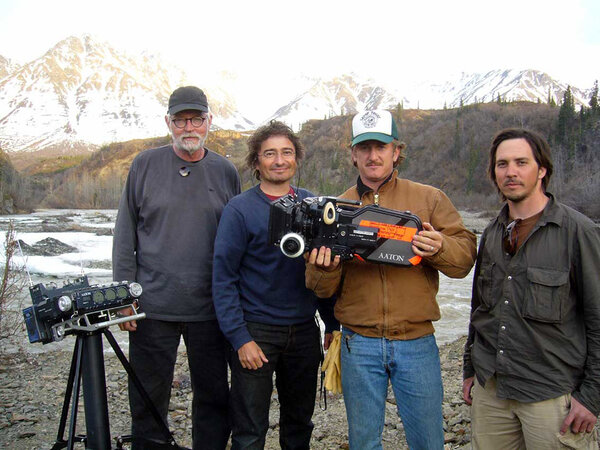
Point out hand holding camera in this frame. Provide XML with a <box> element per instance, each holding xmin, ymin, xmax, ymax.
<box><xmin>269</xmin><ymin>194</ymin><xmax>423</xmax><ymax>266</ymax></box>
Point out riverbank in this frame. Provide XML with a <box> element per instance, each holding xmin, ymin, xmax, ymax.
<box><xmin>1</xmin><ymin>335</ymin><xmax>472</xmax><ymax>449</ymax></box>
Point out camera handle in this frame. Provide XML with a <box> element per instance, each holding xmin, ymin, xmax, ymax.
<box><xmin>51</xmin><ymin>328</ymin><xmax>186</xmax><ymax>450</ymax></box>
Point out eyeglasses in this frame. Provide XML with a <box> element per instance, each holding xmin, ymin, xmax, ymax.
<box><xmin>503</xmin><ymin>219</ymin><xmax>521</xmax><ymax>255</ymax></box>
<box><xmin>258</xmin><ymin>149</ymin><xmax>296</xmax><ymax>160</ymax></box>
<box><xmin>170</xmin><ymin>116</ymin><xmax>207</xmax><ymax>129</ymax></box>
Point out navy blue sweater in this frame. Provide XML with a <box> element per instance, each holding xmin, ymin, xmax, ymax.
<box><xmin>212</xmin><ymin>185</ymin><xmax>337</xmax><ymax>350</ymax></box>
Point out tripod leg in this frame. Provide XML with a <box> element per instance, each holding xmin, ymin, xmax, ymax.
<box><xmin>51</xmin><ymin>335</ymin><xmax>83</xmax><ymax>450</ymax></box>
<box><xmin>81</xmin><ymin>332</ymin><xmax>111</xmax><ymax>450</ymax></box>
<box><xmin>103</xmin><ymin>329</ymin><xmax>180</xmax><ymax>447</ymax></box>
<box><xmin>67</xmin><ymin>335</ymin><xmax>84</xmax><ymax>450</ymax></box>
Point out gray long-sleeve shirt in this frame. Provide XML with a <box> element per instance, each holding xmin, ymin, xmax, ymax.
<box><xmin>112</xmin><ymin>145</ymin><xmax>241</xmax><ymax>321</ymax></box>
<box><xmin>463</xmin><ymin>194</ymin><xmax>600</xmax><ymax>415</ymax></box>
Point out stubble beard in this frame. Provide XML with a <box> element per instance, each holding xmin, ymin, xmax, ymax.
<box><xmin>501</xmin><ymin>180</ymin><xmax>537</xmax><ymax>204</ymax></box>
<box><xmin>504</xmin><ymin>192</ymin><xmax>527</xmax><ymax>203</ymax></box>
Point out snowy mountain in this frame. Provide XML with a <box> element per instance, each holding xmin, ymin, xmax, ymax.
<box><xmin>266</xmin><ymin>69</ymin><xmax>590</xmax><ymax>128</ymax></box>
<box><xmin>0</xmin><ymin>55</ymin><xmax>20</xmax><ymax>80</ymax></box>
<box><xmin>0</xmin><ymin>35</ymin><xmax>592</xmax><ymax>155</ymax></box>
<box><xmin>0</xmin><ymin>35</ymin><xmax>253</xmax><ymax>154</ymax></box>
<box><xmin>264</xmin><ymin>74</ymin><xmax>407</xmax><ymax>129</ymax></box>
<box><xmin>401</xmin><ymin>69</ymin><xmax>589</xmax><ymax>109</ymax></box>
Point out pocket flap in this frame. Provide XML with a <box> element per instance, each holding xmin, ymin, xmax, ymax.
<box><xmin>527</xmin><ymin>267</ymin><xmax>568</xmax><ymax>286</ymax></box>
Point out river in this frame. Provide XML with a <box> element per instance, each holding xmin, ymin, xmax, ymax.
<box><xmin>0</xmin><ymin>209</ymin><xmax>489</xmax><ymax>353</ymax></box>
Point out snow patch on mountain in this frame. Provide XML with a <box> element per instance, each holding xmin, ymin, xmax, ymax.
<box><xmin>0</xmin><ymin>35</ymin><xmax>592</xmax><ymax>155</ymax></box>
<box><xmin>0</xmin><ymin>35</ymin><xmax>253</xmax><ymax>153</ymax></box>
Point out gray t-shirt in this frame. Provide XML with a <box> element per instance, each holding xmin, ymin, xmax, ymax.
<box><xmin>112</xmin><ymin>145</ymin><xmax>241</xmax><ymax>321</ymax></box>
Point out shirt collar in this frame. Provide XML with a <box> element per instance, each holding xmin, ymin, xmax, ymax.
<box><xmin>356</xmin><ymin>170</ymin><xmax>397</xmax><ymax>198</ymax></box>
<box><xmin>498</xmin><ymin>193</ymin><xmax>562</xmax><ymax>227</ymax></box>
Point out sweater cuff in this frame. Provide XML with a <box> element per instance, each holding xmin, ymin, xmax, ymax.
<box><xmin>229</xmin><ymin>327</ymin><xmax>254</xmax><ymax>352</ymax></box>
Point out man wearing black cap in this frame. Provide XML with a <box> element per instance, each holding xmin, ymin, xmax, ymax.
<box><xmin>113</xmin><ymin>86</ymin><xmax>241</xmax><ymax>449</ymax></box>
<box><xmin>306</xmin><ymin>110</ymin><xmax>476</xmax><ymax>449</ymax></box>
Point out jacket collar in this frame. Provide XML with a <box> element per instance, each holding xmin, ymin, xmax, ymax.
<box><xmin>356</xmin><ymin>170</ymin><xmax>397</xmax><ymax>198</ymax></box>
<box><xmin>498</xmin><ymin>193</ymin><xmax>562</xmax><ymax>227</ymax></box>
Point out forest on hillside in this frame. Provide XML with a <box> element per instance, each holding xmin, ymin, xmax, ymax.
<box><xmin>1</xmin><ymin>88</ymin><xmax>599</xmax><ymax>219</ymax></box>
<box><xmin>297</xmin><ymin>94</ymin><xmax>600</xmax><ymax>219</ymax></box>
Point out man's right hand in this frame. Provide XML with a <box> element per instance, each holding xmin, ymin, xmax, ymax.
<box><xmin>463</xmin><ymin>377</ymin><xmax>474</xmax><ymax>405</ymax></box>
<box><xmin>306</xmin><ymin>246</ymin><xmax>341</xmax><ymax>272</ymax></box>
<box><xmin>117</xmin><ymin>306</ymin><xmax>137</xmax><ymax>332</ymax></box>
<box><xmin>238</xmin><ymin>341</ymin><xmax>269</xmax><ymax>370</ymax></box>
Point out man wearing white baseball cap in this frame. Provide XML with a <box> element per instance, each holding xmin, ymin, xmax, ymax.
<box><xmin>306</xmin><ymin>109</ymin><xmax>477</xmax><ymax>449</ymax></box>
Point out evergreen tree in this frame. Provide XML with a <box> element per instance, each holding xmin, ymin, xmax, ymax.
<box><xmin>395</xmin><ymin>102</ymin><xmax>404</xmax><ymax>131</ymax></box>
<box><xmin>547</xmin><ymin>87</ymin><xmax>557</xmax><ymax>107</ymax></box>
<box><xmin>589</xmin><ymin>80</ymin><xmax>599</xmax><ymax>116</ymax></box>
<box><xmin>557</xmin><ymin>86</ymin><xmax>576</xmax><ymax>143</ymax></box>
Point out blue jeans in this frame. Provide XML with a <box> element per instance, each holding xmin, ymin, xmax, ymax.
<box><xmin>229</xmin><ymin>320</ymin><xmax>322</xmax><ymax>449</ymax></box>
<box><xmin>341</xmin><ymin>328</ymin><xmax>444</xmax><ymax>450</ymax></box>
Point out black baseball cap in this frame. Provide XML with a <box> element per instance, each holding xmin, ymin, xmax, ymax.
<box><xmin>168</xmin><ymin>86</ymin><xmax>209</xmax><ymax>115</ymax></box>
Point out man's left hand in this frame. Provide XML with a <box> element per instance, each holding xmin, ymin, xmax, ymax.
<box><xmin>412</xmin><ymin>222</ymin><xmax>444</xmax><ymax>257</ymax></box>
<box><xmin>561</xmin><ymin>396</ymin><xmax>597</xmax><ymax>434</ymax></box>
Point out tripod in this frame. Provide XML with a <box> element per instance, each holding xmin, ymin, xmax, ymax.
<box><xmin>50</xmin><ymin>328</ymin><xmax>185</xmax><ymax>450</ymax></box>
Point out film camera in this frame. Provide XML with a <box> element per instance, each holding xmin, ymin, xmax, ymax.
<box><xmin>22</xmin><ymin>276</ymin><xmax>144</xmax><ymax>344</ymax></box>
<box><xmin>21</xmin><ymin>277</ymin><xmax>184</xmax><ymax>448</ymax></box>
<box><xmin>268</xmin><ymin>194</ymin><xmax>423</xmax><ymax>266</ymax></box>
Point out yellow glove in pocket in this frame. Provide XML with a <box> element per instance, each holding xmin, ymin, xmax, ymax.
<box><xmin>321</xmin><ymin>330</ymin><xmax>342</xmax><ymax>394</ymax></box>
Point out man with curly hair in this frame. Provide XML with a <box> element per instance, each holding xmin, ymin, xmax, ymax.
<box><xmin>213</xmin><ymin>121</ymin><xmax>337</xmax><ymax>449</ymax></box>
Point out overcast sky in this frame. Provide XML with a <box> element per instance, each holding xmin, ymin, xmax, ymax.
<box><xmin>1</xmin><ymin>0</ymin><xmax>598</xmax><ymax>94</ymax></box>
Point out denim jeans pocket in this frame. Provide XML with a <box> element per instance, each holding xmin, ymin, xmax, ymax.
<box><xmin>341</xmin><ymin>327</ymin><xmax>359</xmax><ymax>351</ymax></box>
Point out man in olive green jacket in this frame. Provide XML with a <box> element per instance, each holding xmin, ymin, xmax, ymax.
<box><xmin>463</xmin><ymin>128</ymin><xmax>600</xmax><ymax>449</ymax></box>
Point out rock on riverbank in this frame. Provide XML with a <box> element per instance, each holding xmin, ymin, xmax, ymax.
<box><xmin>3</xmin><ymin>334</ymin><xmax>596</xmax><ymax>449</ymax></box>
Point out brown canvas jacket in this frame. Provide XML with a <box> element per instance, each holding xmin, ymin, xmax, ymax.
<box><xmin>306</xmin><ymin>171</ymin><xmax>477</xmax><ymax>340</ymax></box>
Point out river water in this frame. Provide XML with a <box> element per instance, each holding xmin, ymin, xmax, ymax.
<box><xmin>0</xmin><ymin>209</ymin><xmax>489</xmax><ymax>353</ymax></box>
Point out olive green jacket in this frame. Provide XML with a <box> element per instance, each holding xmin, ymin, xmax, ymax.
<box><xmin>463</xmin><ymin>194</ymin><xmax>600</xmax><ymax>415</ymax></box>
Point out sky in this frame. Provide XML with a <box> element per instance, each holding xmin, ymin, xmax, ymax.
<box><xmin>0</xmin><ymin>0</ymin><xmax>598</xmax><ymax>113</ymax></box>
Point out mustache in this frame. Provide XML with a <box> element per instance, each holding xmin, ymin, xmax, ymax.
<box><xmin>503</xmin><ymin>179</ymin><xmax>523</xmax><ymax>186</ymax></box>
<box><xmin>181</xmin><ymin>132</ymin><xmax>202</xmax><ymax>139</ymax></box>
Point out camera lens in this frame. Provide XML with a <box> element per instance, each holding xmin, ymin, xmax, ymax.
<box><xmin>283</xmin><ymin>240</ymin><xmax>300</xmax><ymax>254</ymax></box>
<box><xmin>280</xmin><ymin>233</ymin><xmax>305</xmax><ymax>258</ymax></box>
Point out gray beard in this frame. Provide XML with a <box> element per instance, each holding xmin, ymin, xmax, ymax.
<box><xmin>173</xmin><ymin>132</ymin><xmax>206</xmax><ymax>155</ymax></box>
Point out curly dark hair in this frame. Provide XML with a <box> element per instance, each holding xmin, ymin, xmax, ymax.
<box><xmin>488</xmin><ymin>128</ymin><xmax>553</xmax><ymax>198</ymax></box>
<box><xmin>246</xmin><ymin>121</ymin><xmax>304</xmax><ymax>180</ymax></box>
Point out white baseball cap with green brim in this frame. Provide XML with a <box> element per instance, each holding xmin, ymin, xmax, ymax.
<box><xmin>351</xmin><ymin>110</ymin><xmax>399</xmax><ymax>146</ymax></box>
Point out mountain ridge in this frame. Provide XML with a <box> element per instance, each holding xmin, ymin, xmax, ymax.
<box><xmin>0</xmin><ymin>34</ymin><xmax>594</xmax><ymax>157</ymax></box>
<box><xmin>0</xmin><ymin>35</ymin><xmax>253</xmax><ymax>155</ymax></box>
